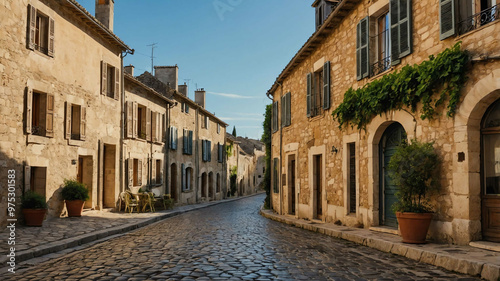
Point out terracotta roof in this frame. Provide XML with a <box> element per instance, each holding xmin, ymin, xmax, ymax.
<box><xmin>63</xmin><ymin>0</ymin><xmax>132</xmax><ymax>52</ymax></box>
<box><xmin>267</xmin><ymin>0</ymin><xmax>359</xmax><ymax>97</ymax></box>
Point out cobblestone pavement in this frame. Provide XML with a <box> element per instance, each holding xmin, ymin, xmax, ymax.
<box><xmin>3</xmin><ymin>194</ymin><xmax>478</xmax><ymax>280</ymax></box>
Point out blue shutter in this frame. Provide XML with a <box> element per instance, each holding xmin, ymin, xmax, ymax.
<box><xmin>202</xmin><ymin>140</ymin><xmax>206</xmax><ymax>161</ymax></box>
<box><xmin>208</xmin><ymin>141</ymin><xmax>212</xmax><ymax>162</ymax></box>
<box><xmin>286</xmin><ymin>92</ymin><xmax>291</xmax><ymax>126</ymax></box>
<box><xmin>174</xmin><ymin>128</ymin><xmax>178</xmax><ymax>150</ymax></box>
<box><xmin>307</xmin><ymin>73</ymin><xmax>312</xmax><ymax>117</ymax></box>
<box><xmin>323</xmin><ymin>61</ymin><xmax>331</xmax><ymax>110</ymax></box>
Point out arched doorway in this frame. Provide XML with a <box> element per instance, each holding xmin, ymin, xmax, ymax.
<box><xmin>170</xmin><ymin>163</ymin><xmax>177</xmax><ymax>202</ymax></box>
<box><xmin>379</xmin><ymin>123</ymin><xmax>406</xmax><ymax>227</ymax></box>
<box><xmin>481</xmin><ymin>99</ymin><xmax>500</xmax><ymax>242</ymax></box>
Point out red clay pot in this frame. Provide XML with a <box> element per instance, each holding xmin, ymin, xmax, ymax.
<box><xmin>23</xmin><ymin>209</ymin><xmax>47</xmax><ymax>226</ymax></box>
<box><xmin>65</xmin><ymin>200</ymin><xmax>85</xmax><ymax>217</ymax></box>
<box><xmin>396</xmin><ymin>212</ymin><xmax>433</xmax><ymax>244</ymax></box>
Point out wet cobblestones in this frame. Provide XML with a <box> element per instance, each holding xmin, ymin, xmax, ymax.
<box><xmin>3</xmin><ymin>195</ymin><xmax>478</xmax><ymax>280</ymax></box>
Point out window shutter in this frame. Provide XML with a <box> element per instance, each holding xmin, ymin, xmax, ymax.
<box><xmin>202</xmin><ymin>140</ymin><xmax>206</xmax><ymax>161</ymax></box>
<box><xmin>286</xmin><ymin>92</ymin><xmax>291</xmax><ymax>126</ymax></box>
<box><xmin>208</xmin><ymin>141</ymin><xmax>212</xmax><ymax>162</ymax></box>
<box><xmin>126</xmin><ymin>101</ymin><xmax>133</xmax><ymax>138</ymax></box>
<box><xmin>48</xmin><ymin>18</ymin><xmax>54</xmax><ymax>57</ymax></box>
<box><xmin>315</xmin><ymin>6</ymin><xmax>320</xmax><ymax>28</ymax></box>
<box><xmin>356</xmin><ymin>17</ymin><xmax>369</xmax><ymax>80</ymax></box>
<box><xmin>160</xmin><ymin>161</ymin><xmax>164</xmax><ymax>184</ymax></box>
<box><xmin>114</xmin><ymin>67</ymin><xmax>120</xmax><ymax>100</ymax></box>
<box><xmin>157</xmin><ymin>113</ymin><xmax>161</xmax><ymax>143</ymax></box>
<box><xmin>127</xmin><ymin>159</ymin><xmax>133</xmax><ymax>189</ymax></box>
<box><xmin>398</xmin><ymin>0</ymin><xmax>412</xmax><ymax>58</ymax></box>
<box><xmin>307</xmin><ymin>73</ymin><xmax>312</xmax><ymax>117</ymax></box>
<box><xmin>323</xmin><ymin>61</ymin><xmax>331</xmax><ymax>109</ymax></box>
<box><xmin>45</xmin><ymin>94</ymin><xmax>54</xmax><ymax>138</ymax></box>
<box><xmin>137</xmin><ymin>159</ymin><xmax>142</xmax><ymax>186</ymax></box>
<box><xmin>65</xmin><ymin>102</ymin><xmax>71</xmax><ymax>139</ymax></box>
<box><xmin>101</xmin><ymin>61</ymin><xmax>107</xmax><ymax>96</ymax></box>
<box><xmin>162</xmin><ymin>114</ymin><xmax>165</xmax><ymax>142</ymax></box>
<box><xmin>28</xmin><ymin>5</ymin><xmax>36</xmax><ymax>50</ymax></box>
<box><xmin>439</xmin><ymin>0</ymin><xmax>455</xmax><ymax>40</ymax></box>
<box><xmin>281</xmin><ymin>95</ymin><xmax>286</xmax><ymax>128</ymax></box>
<box><xmin>25</xmin><ymin>165</ymin><xmax>31</xmax><ymax>192</ymax></box>
<box><xmin>186</xmin><ymin>104</ymin><xmax>189</xmax><ymax>113</ymax></box>
<box><xmin>181</xmin><ymin>164</ymin><xmax>186</xmax><ymax>191</ymax></box>
<box><xmin>189</xmin><ymin>130</ymin><xmax>193</xmax><ymax>155</ymax></box>
<box><xmin>26</xmin><ymin>87</ymin><xmax>33</xmax><ymax>134</ymax></box>
<box><xmin>151</xmin><ymin>159</ymin><xmax>156</xmax><ymax>185</ymax></box>
<box><xmin>207</xmin><ymin>117</ymin><xmax>210</xmax><ymax>130</ymax></box>
<box><xmin>183</xmin><ymin>129</ymin><xmax>187</xmax><ymax>154</ymax></box>
<box><xmin>80</xmin><ymin>106</ymin><xmax>86</xmax><ymax>141</ymax></box>
<box><xmin>146</xmin><ymin>108</ymin><xmax>151</xmax><ymax>142</ymax></box>
<box><xmin>169</xmin><ymin>127</ymin><xmax>173</xmax><ymax>149</ymax></box>
<box><xmin>152</xmin><ymin>112</ymin><xmax>157</xmax><ymax>142</ymax></box>
<box><xmin>133</xmin><ymin>102</ymin><xmax>138</xmax><ymax>138</ymax></box>
<box><xmin>174</xmin><ymin>127</ymin><xmax>178</xmax><ymax>150</ymax></box>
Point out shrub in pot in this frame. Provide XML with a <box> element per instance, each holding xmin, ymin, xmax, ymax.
<box><xmin>387</xmin><ymin>139</ymin><xmax>440</xmax><ymax>244</ymax></box>
<box><xmin>21</xmin><ymin>191</ymin><xmax>48</xmax><ymax>226</ymax></box>
<box><xmin>61</xmin><ymin>179</ymin><xmax>89</xmax><ymax>217</ymax></box>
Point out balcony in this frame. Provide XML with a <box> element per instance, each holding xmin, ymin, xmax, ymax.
<box><xmin>370</xmin><ymin>29</ymin><xmax>391</xmax><ymax>77</ymax></box>
<box><xmin>457</xmin><ymin>4</ymin><xmax>499</xmax><ymax>35</ymax></box>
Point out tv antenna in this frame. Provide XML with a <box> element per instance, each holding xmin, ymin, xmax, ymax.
<box><xmin>147</xmin><ymin>43</ymin><xmax>157</xmax><ymax>75</ymax></box>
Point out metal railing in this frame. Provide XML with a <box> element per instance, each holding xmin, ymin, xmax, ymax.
<box><xmin>457</xmin><ymin>4</ymin><xmax>499</xmax><ymax>35</ymax></box>
<box><xmin>32</xmin><ymin>126</ymin><xmax>43</xmax><ymax>136</ymax></box>
<box><xmin>370</xmin><ymin>29</ymin><xmax>391</xmax><ymax>77</ymax></box>
<box><xmin>371</xmin><ymin>56</ymin><xmax>391</xmax><ymax>77</ymax></box>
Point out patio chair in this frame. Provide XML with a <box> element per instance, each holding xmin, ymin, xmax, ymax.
<box><xmin>124</xmin><ymin>192</ymin><xmax>138</xmax><ymax>213</ymax></box>
<box><xmin>141</xmin><ymin>192</ymin><xmax>155</xmax><ymax>212</ymax></box>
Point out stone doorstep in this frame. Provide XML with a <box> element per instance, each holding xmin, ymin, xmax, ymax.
<box><xmin>470</xmin><ymin>241</ymin><xmax>500</xmax><ymax>253</ymax></box>
<box><xmin>0</xmin><ymin>193</ymin><xmax>264</xmax><ymax>266</ymax></box>
<box><xmin>369</xmin><ymin>226</ymin><xmax>399</xmax><ymax>235</ymax></box>
<box><xmin>259</xmin><ymin>209</ymin><xmax>500</xmax><ymax>281</ymax></box>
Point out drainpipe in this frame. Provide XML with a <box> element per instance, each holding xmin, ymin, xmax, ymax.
<box><xmin>120</xmin><ymin>49</ymin><xmax>134</xmax><ymax>194</ymax></box>
<box><xmin>277</xmin><ymin>81</ymin><xmax>284</xmax><ymax>215</ymax></box>
<box><xmin>265</xmin><ymin>87</ymin><xmax>274</xmax><ymax>211</ymax></box>
<box><xmin>195</xmin><ymin>106</ymin><xmax>199</xmax><ymax>203</ymax></box>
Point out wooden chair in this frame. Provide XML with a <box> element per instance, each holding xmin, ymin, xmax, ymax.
<box><xmin>141</xmin><ymin>192</ymin><xmax>155</xmax><ymax>212</ymax></box>
<box><xmin>124</xmin><ymin>192</ymin><xmax>139</xmax><ymax>213</ymax></box>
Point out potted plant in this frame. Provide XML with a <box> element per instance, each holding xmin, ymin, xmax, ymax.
<box><xmin>21</xmin><ymin>191</ymin><xmax>48</xmax><ymax>226</ymax></box>
<box><xmin>61</xmin><ymin>179</ymin><xmax>89</xmax><ymax>217</ymax></box>
<box><xmin>387</xmin><ymin>139</ymin><xmax>440</xmax><ymax>244</ymax></box>
<box><xmin>162</xmin><ymin>194</ymin><xmax>174</xmax><ymax>210</ymax></box>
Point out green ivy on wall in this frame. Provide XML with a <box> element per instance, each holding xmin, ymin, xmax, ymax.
<box><xmin>332</xmin><ymin>42</ymin><xmax>469</xmax><ymax>130</ymax></box>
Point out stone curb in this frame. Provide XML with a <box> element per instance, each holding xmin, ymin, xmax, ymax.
<box><xmin>259</xmin><ymin>208</ymin><xmax>500</xmax><ymax>281</ymax></box>
<box><xmin>2</xmin><ymin>193</ymin><xmax>264</xmax><ymax>266</ymax></box>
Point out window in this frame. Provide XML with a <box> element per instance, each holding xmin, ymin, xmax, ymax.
<box><xmin>348</xmin><ymin>143</ymin><xmax>357</xmax><ymax>214</ymax></box>
<box><xmin>281</xmin><ymin>92</ymin><xmax>291</xmax><ymax>128</ymax></box>
<box><xmin>307</xmin><ymin>61</ymin><xmax>331</xmax><ymax>117</ymax></box>
<box><xmin>181</xmin><ymin>164</ymin><xmax>193</xmax><ymax>191</ymax></box>
<box><xmin>315</xmin><ymin>1</ymin><xmax>340</xmax><ymax>30</ymax></box>
<box><xmin>183</xmin><ymin>129</ymin><xmax>193</xmax><ymax>155</ymax></box>
<box><xmin>24</xmin><ymin>166</ymin><xmax>47</xmax><ymax>196</ymax></box>
<box><xmin>272</xmin><ymin>101</ymin><xmax>279</xmax><ymax>133</ymax></box>
<box><xmin>441</xmin><ymin>0</ymin><xmax>499</xmax><ymax>38</ymax></box>
<box><xmin>371</xmin><ymin>12</ymin><xmax>391</xmax><ymax>76</ymax></box>
<box><xmin>101</xmin><ymin>61</ymin><xmax>119</xmax><ymax>100</ymax></box>
<box><xmin>154</xmin><ymin>159</ymin><xmax>162</xmax><ymax>185</ymax></box>
<box><xmin>170</xmin><ymin>127</ymin><xmax>178</xmax><ymax>150</ymax></box>
<box><xmin>202</xmin><ymin>140</ymin><xmax>212</xmax><ymax>162</ymax></box>
<box><xmin>26</xmin><ymin>89</ymin><xmax>54</xmax><ymax>138</ymax></box>
<box><xmin>181</xmin><ymin>102</ymin><xmax>190</xmax><ymax>113</ymax></box>
<box><xmin>127</xmin><ymin>158</ymin><xmax>142</xmax><ymax>187</ymax></box>
<box><xmin>218</xmin><ymin>143</ymin><xmax>224</xmax><ymax>163</ymax></box>
<box><xmin>151</xmin><ymin>111</ymin><xmax>162</xmax><ymax>143</ymax></box>
<box><xmin>27</xmin><ymin>5</ymin><xmax>54</xmax><ymax>57</ymax></box>
<box><xmin>64</xmin><ymin>103</ymin><xmax>87</xmax><ymax>141</ymax></box>
<box><xmin>202</xmin><ymin>115</ymin><xmax>209</xmax><ymax>129</ymax></box>
<box><xmin>217</xmin><ymin>123</ymin><xmax>221</xmax><ymax>134</ymax></box>
<box><xmin>273</xmin><ymin>158</ymin><xmax>279</xmax><ymax>193</ymax></box>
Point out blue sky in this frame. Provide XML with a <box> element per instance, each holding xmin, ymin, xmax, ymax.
<box><xmin>81</xmin><ymin>1</ymin><xmax>314</xmax><ymax>139</ymax></box>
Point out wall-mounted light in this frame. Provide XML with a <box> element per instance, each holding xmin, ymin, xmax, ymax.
<box><xmin>331</xmin><ymin>146</ymin><xmax>338</xmax><ymax>154</ymax></box>
<box><xmin>71</xmin><ymin>159</ymin><xmax>77</xmax><ymax>165</ymax></box>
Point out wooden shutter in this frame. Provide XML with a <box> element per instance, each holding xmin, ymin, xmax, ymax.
<box><xmin>114</xmin><ymin>67</ymin><xmax>120</xmax><ymax>100</ymax></box>
<box><xmin>157</xmin><ymin>113</ymin><xmax>162</xmax><ymax>143</ymax></box>
<box><xmin>183</xmin><ymin>129</ymin><xmax>188</xmax><ymax>154</ymax></box>
<box><xmin>65</xmin><ymin>102</ymin><xmax>71</xmax><ymax>139</ymax></box>
<box><xmin>307</xmin><ymin>73</ymin><xmax>312</xmax><ymax>117</ymax></box>
<box><xmin>132</xmin><ymin>102</ymin><xmax>138</xmax><ymax>138</ymax></box>
<box><xmin>26</xmin><ymin>87</ymin><xmax>33</xmax><ymax>134</ymax></box>
<box><xmin>151</xmin><ymin>159</ymin><xmax>156</xmax><ymax>185</ymax></box>
<box><xmin>146</xmin><ymin>108</ymin><xmax>151</xmax><ymax>141</ymax></box>
<box><xmin>152</xmin><ymin>112</ymin><xmax>157</xmax><ymax>142</ymax></box>
<box><xmin>181</xmin><ymin>164</ymin><xmax>186</xmax><ymax>191</ymax></box>
<box><xmin>127</xmin><ymin>158</ymin><xmax>133</xmax><ymax>189</ymax></box>
<box><xmin>281</xmin><ymin>95</ymin><xmax>286</xmax><ymax>128</ymax></box>
<box><xmin>186</xmin><ymin>104</ymin><xmax>189</xmax><ymax>113</ymax></box>
<box><xmin>207</xmin><ymin>116</ymin><xmax>210</xmax><ymax>130</ymax></box>
<box><xmin>80</xmin><ymin>106</ymin><xmax>86</xmax><ymax>141</ymax></box>
<box><xmin>356</xmin><ymin>17</ymin><xmax>369</xmax><ymax>80</ymax></box>
<box><xmin>101</xmin><ymin>61</ymin><xmax>107</xmax><ymax>96</ymax></box>
<box><xmin>160</xmin><ymin>160</ymin><xmax>164</xmax><ymax>184</ymax></box>
<box><xmin>323</xmin><ymin>61</ymin><xmax>331</xmax><ymax>109</ymax></box>
<box><xmin>398</xmin><ymin>0</ymin><xmax>412</xmax><ymax>58</ymax></box>
<box><xmin>45</xmin><ymin>94</ymin><xmax>54</xmax><ymax>137</ymax></box>
<box><xmin>25</xmin><ymin>165</ymin><xmax>31</xmax><ymax>192</ymax></box>
<box><xmin>287</xmin><ymin>92</ymin><xmax>291</xmax><ymax>126</ymax></box>
<box><xmin>48</xmin><ymin>18</ymin><xmax>54</xmax><ymax>57</ymax></box>
<box><xmin>189</xmin><ymin>130</ymin><xmax>193</xmax><ymax>155</ymax></box>
<box><xmin>202</xmin><ymin>140</ymin><xmax>206</xmax><ymax>161</ymax></box>
<box><xmin>439</xmin><ymin>0</ymin><xmax>455</xmax><ymax>40</ymax></box>
<box><xmin>174</xmin><ymin>127</ymin><xmax>178</xmax><ymax>150</ymax></box>
<box><xmin>170</xmin><ymin>127</ymin><xmax>174</xmax><ymax>149</ymax></box>
<box><xmin>208</xmin><ymin>141</ymin><xmax>212</xmax><ymax>162</ymax></box>
<box><xmin>162</xmin><ymin>114</ymin><xmax>166</xmax><ymax>142</ymax></box>
<box><xmin>137</xmin><ymin>159</ymin><xmax>143</xmax><ymax>186</ymax></box>
<box><xmin>126</xmin><ymin>101</ymin><xmax>133</xmax><ymax>138</ymax></box>
<box><xmin>28</xmin><ymin>5</ymin><xmax>36</xmax><ymax>50</ymax></box>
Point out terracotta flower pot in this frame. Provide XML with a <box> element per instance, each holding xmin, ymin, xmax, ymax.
<box><xmin>396</xmin><ymin>212</ymin><xmax>433</xmax><ymax>244</ymax></box>
<box><xmin>65</xmin><ymin>200</ymin><xmax>85</xmax><ymax>217</ymax></box>
<box><xmin>23</xmin><ymin>209</ymin><xmax>47</xmax><ymax>226</ymax></box>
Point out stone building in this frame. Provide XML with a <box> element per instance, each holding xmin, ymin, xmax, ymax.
<box><xmin>136</xmin><ymin>67</ymin><xmax>228</xmax><ymax>206</ymax></box>
<box><xmin>267</xmin><ymin>0</ymin><xmax>500</xmax><ymax>244</ymax></box>
<box><xmin>0</xmin><ymin>0</ymin><xmax>132</xmax><ymax>221</ymax></box>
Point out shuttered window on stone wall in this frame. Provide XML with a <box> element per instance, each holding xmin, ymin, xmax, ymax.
<box><xmin>25</xmin><ymin>87</ymin><xmax>54</xmax><ymax>138</ymax></box>
<box><xmin>126</xmin><ymin>101</ymin><xmax>133</xmax><ymax>138</ymax></box>
<box><xmin>208</xmin><ymin>140</ymin><xmax>212</xmax><ymax>162</ymax></box>
<box><xmin>307</xmin><ymin>73</ymin><xmax>312</xmax><ymax>117</ymax></box>
<box><xmin>45</xmin><ymin>93</ymin><xmax>54</xmax><ymax>138</ymax></box>
<box><xmin>439</xmin><ymin>0</ymin><xmax>455</xmax><ymax>40</ymax></box>
<box><xmin>188</xmin><ymin>130</ymin><xmax>193</xmax><ymax>155</ymax></box>
<box><xmin>390</xmin><ymin>0</ymin><xmax>412</xmax><ymax>66</ymax></box>
<box><xmin>323</xmin><ymin>61</ymin><xmax>331</xmax><ymax>109</ymax></box>
<box><xmin>27</xmin><ymin>5</ymin><xmax>54</xmax><ymax>57</ymax></box>
<box><xmin>218</xmin><ymin>143</ymin><xmax>223</xmax><ymax>163</ymax></box>
<box><xmin>281</xmin><ymin>92</ymin><xmax>291</xmax><ymax>127</ymax></box>
<box><xmin>357</xmin><ymin>17</ymin><xmax>370</xmax><ymax>80</ymax></box>
<box><xmin>170</xmin><ymin>127</ymin><xmax>178</xmax><ymax>150</ymax></box>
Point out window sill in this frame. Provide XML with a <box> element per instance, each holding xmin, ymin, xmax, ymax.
<box><xmin>68</xmin><ymin>139</ymin><xmax>84</xmax><ymax>147</ymax></box>
<box><xmin>308</xmin><ymin>112</ymin><xmax>325</xmax><ymax>122</ymax></box>
<box><xmin>27</xmin><ymin>134</ymin><xmax>49</xmax><ymax>144</ymax></box>
<box><xmin>456</xmin><ymin>19</ymin><xmax>499</xmax><ymax>41</ymax></box>
<box><xmin>182</xmin><ymin>190</ymin><xmax>193</xmax><ymax>193</ymax></box>
<box><xmin>368</xmin><ymin>67</ymin><xmax>394</xmax><ymax>81</ymax></box>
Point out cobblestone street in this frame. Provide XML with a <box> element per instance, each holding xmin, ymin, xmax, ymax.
<box><xmin>3</xmin><ymin>194</ymin><xmax>478</xmax><ymax>280</ymax></box>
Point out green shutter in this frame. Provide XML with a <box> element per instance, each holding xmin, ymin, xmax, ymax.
<box><xmin>307</xmin><ymin>73</ymin><xmax>312</xmax><ymax>117</ymax></box>
<box><xmin>356</xmin><ymin>18</ymin><xmax>369</xmax><ymax>80</ymax></box>
<box><xmin>439</xmin><ymin>0</ymin><xmax>455</xmax><ymax>40</ymax></box>
<box><xmin>323</xmin><ymin>61</ymin><xmax>331</xmax><ymax>109</ymax></box>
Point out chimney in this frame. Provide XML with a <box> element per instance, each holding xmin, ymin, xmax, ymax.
<box><xmin>95</xmin><ymin>0</ymin><xmax>114</xmax><ymax>31</ymax></box>
<box><xmin>195</xmin><ymin>88</ymin><xmax>206</xmax><ymax>108</ymax></box>
<box><xmin>178</xmin><ymin>82</ymin><xmax>188</xmax><ymax>97</ymax></box>
<box><xmin>124</xmin><ymin>65</ymin><xmax>134</xmax><ymax>76</ymax></box>
<box><xmin>154</xmin><ymin>65</ymin><xmax>178</xmax><ymax>92</ymax></box>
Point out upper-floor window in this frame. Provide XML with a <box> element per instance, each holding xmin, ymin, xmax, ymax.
<box><xmin>307</xmin><ymin>61</ymin><xmax>331</xmax><ymax>117</ymax></box>
<box><xmin>101</xmin><ymin>61</ymin><xmax>119</xmax><ymax>100</ymax></box>
<box><xmin>202</xmin><ymin>115</ymin><xmax>209</xmax><ymax>129</ymax></box>
<box><xmin>217</xmin><ymin>143</ymin><xmax>224</xmax><ymax>163</ymax></box>
<box><xmin>440</xmin><ymin>0</ymin><xmax>499</xmax><ymax>39</ymax></box>
<box><xmin>217</xmin><ymin>123</ymin><xmax>221</xmax><ymax>134</ymax></box>
<box><xmin>202</xmin><ymin>140</ymin><xmax>212</xmax><ymax>162</ymax></box>
<box><xmin>25</xmin><ymin>88</ymin><xmax>54</xmax><ymax>138</ymax></box>
<box><xmin>151</xmin><ymin>111</ymin><xmax>163</xmax><ymax>143</ymax></box>
<box><xmin>169</xmin><ymin>127</ymin><xmax>178</xmax><ymax>150</ymax></box>
<box><xmin>370</xmin><ymin>12</ymin><xmax>391</xmax><ymax>76</ymax></box>
<box><xmin>281</xmin><ymin>92</ymin><xmax>291</xmax><ymax>128</ymax></box>
<box><xmin>183</xmin><ymin>129</ymin><xmax>194</xmax><ymax>155</ymax></box>
<box><xmin>314</xmin><ymin>0</ymin><xmax>340</xmax><ymax>30</ymax></box>
<box><xmin>27</xmin><ymin>5</ymin><xmax>54</xmax><ymax>57</ymax></box>
<box><xmin>65</xmin><ymin>102</ymin><xmax>86</xmax><ymax>141</ymax></box>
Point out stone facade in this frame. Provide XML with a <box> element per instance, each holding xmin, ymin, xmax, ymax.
<box><xmin>0</xmin><ymin>0</ymin><xmax>131</xmax><ymax>223</ymax></box>
<box><xmin>268</xmin><ymin>0</ymin><xmax>500</xmax><ymax>245</ymax></box>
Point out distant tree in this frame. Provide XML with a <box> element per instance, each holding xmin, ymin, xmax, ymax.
<box><xmin>232</xmin><ymin>126</ymin><xmax>237</xmax><ymax>137</ymax></box>
<box><xmin>261</xmin><ymin>104</ymin><xmax>272</xmax><ymax>209</ymax></box>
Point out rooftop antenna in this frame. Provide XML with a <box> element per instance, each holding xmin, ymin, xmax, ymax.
<box><xmin>147</xmin><ymin>43</ymin><xmax>157</xmax><ymax>75</ymax></box>
<box><xmin>184</xmin><ymin>78</ymin><xmax>191</xmax><ymax>92</ymax></box>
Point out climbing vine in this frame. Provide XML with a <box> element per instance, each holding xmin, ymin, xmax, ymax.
<box><xmin>332</xmin><ymin>42</ymin><xmax>469</xmax><ymax>130</ymax></box>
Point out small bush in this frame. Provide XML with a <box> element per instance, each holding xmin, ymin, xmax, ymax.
<box><xmin>21</xmin><ymin>191</ymin><xmax>48</xmax><ymax>209</ymax></box>
<box><xmin>61</xmin><ymin>179</ymin><xmax>89</xmax><ymax>201</ymax></box>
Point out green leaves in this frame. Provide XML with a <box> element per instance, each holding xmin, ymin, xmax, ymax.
<box><xmin>332</xmin><ymin>42</ymin><xmax>469</xmax><ymax>129</ymax></box>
